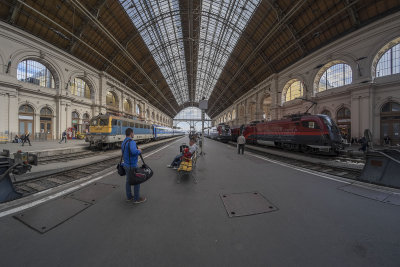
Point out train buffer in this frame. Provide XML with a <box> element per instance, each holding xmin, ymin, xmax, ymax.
<box><xmin>359</xmin><ymin>149</ymin><xmax>400</xmax><ymax>188</ymax></box>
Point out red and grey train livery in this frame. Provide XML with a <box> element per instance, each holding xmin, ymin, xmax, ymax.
<box><xmin>231</xmin><ymin>114</ymin><xmax>343</xmax><ymax>154</ymax></box>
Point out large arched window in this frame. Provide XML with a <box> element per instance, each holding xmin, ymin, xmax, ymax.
<box><xmin>318</xmin><ymin>63</ymin><xmax>352</xmax><ymax>92</ymax></box>
<box><xmin>376</xmin><ymin>43</ymin><xmax>400</xmax><ymax>77</ymax></box>
<box><xmin>123</xmin><ymin>99</ymin><xmax>131</xmax><ymax>113</ymax></box>
<box><xmin>71</xmin><ymin>78</ymin><xmax>91</xmax><ymax>98</ymax></box>
<box><xmin>136</xmin><ymin>104</ymin><xmax>142</xmax><ymax>116</ymax></box>
<box><xmin>283</xmin><ymin>79</ymin><xmax>304</xmax><ymax>103</ymax></box>
<box><xmin>106</xmin><ymin>92</ymin><xmax>118</xmax><ymax>108</ymax></box>
<box><xmin>17</xmin><ymin>59</ymin><xmax>55</xmax><ymax>88</ymax></box>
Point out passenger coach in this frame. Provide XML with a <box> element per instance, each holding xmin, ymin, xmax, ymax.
<box><xmin>86</xmin><ymin>114</ymin><xmax>184</xmax><ymax>149</ymax></box>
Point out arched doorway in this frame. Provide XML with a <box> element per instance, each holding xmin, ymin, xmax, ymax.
<box><xmin>71</xmin><ymin>111</ymin><xmax>80</xmax><ymax>137</ymax></box>
<box><xmin>337</xmin><ymin>107</ymin><xmax>351</xmax><ymax>140</ymax></box>
<box><xmin>83</xmin><ymin>113</ymin><xmax>90</xmax><ymax>133</ymax></box>
<box><xmin>40</xmin><ymin>107</ymin><xmax>53</xmax><ymax>140</ymax></box>
<box><xmin>381</xmin><ymin>102</ymin><xmax>400</xmax><ymax>145</ymax></box>
<box><xmin>19</xmin><ymin>104</ymin><xmax>34</xmax><ymax>139</ymax></box>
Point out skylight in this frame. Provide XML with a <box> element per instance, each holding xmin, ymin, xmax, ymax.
<box><xmin>195</xmin><ymin>0</ymin><xmax>261</xmax><ymax>102</ymax></box>
<box><xmin>120</xmin><ymin>0</ymin><xmax>188</xmax><ymax>105</ymax></box>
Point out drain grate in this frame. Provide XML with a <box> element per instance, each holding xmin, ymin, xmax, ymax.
<box><xmin>220</xmin><ymin>192</ymin><xmax>278</xmax><ymax>217</ymax></box>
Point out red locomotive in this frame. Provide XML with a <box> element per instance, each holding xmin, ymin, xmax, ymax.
<box><xmin>231</xmin><ymin>114</ymin><xmax>343</xmax><ymax>154</ymax></box>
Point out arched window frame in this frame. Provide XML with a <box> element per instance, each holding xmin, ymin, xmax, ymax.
<box><xmin>282</xmin><ymin>79</ymin><xmax>305</xmax><ymax>103</ymax></box>
<box><xmin>314</xmin><ymin>60</ymin><xmax>353</xmax><ymax>93</ymax></box>
<box><xmin>317</xmin><ymin>62</ymin><xmax>352</xmax><ymax>92</ymax></box>
<box><xmin>106</xmin><ymin>91</ymin><xmax>118</xmax><ymax>108</ymax></box>
<box><xmin>374</xmin><ymin>38</ymin><xmax>400</xmax><ymax>78</ymax></box>
<box><xmin>123</xmin><ymin>99</ymin><xmax>132</xmax><ymax>113</ymax></box>
<box><xmin>17</xmin><ymin>59</ymin><xmax>55</xmax><ymax>89</ymax></box>
<box><xmin>71</xmin><ymin>78</ymin><xmax>91</xmax><ymax>99</ymax></box>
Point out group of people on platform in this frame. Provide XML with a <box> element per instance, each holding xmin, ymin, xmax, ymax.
<box><xmin>12</xmin><ymin>131</ymin><xmax>31</xmax><ymax>146</ymax></box>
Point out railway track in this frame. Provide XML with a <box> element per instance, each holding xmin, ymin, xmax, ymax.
<box><xmin>14</xmin><ymin>137</ymin><xmax>182</xmax><ymax>197</ymax></box>
<box><xmin>225</xmin><ymin>141</ymin><xmax>363</xmax><ymax>180</ymax></box>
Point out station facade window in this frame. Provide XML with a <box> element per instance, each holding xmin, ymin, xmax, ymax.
<box><xmin>136</xmin><ymin>104</ymin><xmax>142</xmax><ymax>116</ymax></box>
<box><xmin>106</xmin><ymin>92</ymin><xmax>118</xmax><ymax>108</ymax></box>
<box><xmin>376</xmin><ymin>43</ymin><xmax>400</xmax><ymax>77</ymax></box>
<box><xmin>17</xmin><ymin>59</ymin><xmax>55</xmax><ymax>89</ymax></box>
<box><xmin>318</xmin><ymin>63</ymin><xmax>352</xmax><ymax>92</ymax></box>
<box><xmin>124</xmin><ymin>99</ymin><xmax>131</xmax><ymax>113</ymax></box>
<box><xmin>71</xmin><ymin>78</ymin><xmax>91</xmax><ymax>98</ymax></box>
<box><xmin>282</xmin><ymin>79</ymin><xmax>304</xmax><ymax>103</ymax></box>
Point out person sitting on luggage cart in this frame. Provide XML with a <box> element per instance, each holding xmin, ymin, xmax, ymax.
<box><xmin>167</xmin><ymin>139</ymin><xmax>197</xmax><ymax>169</ymax></box>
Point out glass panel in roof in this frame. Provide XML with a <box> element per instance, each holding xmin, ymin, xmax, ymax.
<box><xmin>195</xmin><ymin>0</ymin><xmax>261</xmax><ymax>102</ymax></box>
<box><xmin>120</xmin><ymin>0</ymin><xmax>188</xmax><ymax>105</ymax></box>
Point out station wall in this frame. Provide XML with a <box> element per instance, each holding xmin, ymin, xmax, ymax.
<box><xmin>214</xmin><ymin>12</ymin><xmax>400</xmax><ymax>145</ymax></box>
<box><xmin>0</xmin><ymin>22</ymin><xmax>172</xmax><ymax>141</ymax></box>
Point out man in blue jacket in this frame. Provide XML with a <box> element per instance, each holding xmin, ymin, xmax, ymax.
<box><xmin>122</xmin><ymin>128</ymin><xmax>146</xmax><ymax>204</ymax></box>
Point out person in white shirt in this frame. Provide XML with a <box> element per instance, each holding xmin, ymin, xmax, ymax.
<box><xmin>237</xmin><ymin>133</ymin><xmax>246</xmax><ymax>154</ymax></box>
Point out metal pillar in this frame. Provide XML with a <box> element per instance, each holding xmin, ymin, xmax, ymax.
<box><xmin>201</xmin><ymin>109</ymin><xmax>205</xmax><ymax>155</ymax></box>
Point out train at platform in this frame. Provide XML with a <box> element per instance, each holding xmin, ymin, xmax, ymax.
<box><xmin>86</xmin><ymin>114</ymin><xmax>185</xmax><ymax>149</ymax></box>
<box><xmin>205</xmin><ymin>123</ymin><xmax>231</xmax><ymax>143</ymax></box>
<box><xmin>209</xmin><ymin>114</ymin><xmax>343</xmax><ymax>154</ymax></box>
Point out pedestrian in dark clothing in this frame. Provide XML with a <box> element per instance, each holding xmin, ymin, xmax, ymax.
<box><xmin>22</xmin><ymin>131</ymin><xmax>31</xmax><ymax>146</ymax></box>
<box><xmin>237</xmin><ymin>134</ymin><xmax>246</xmax><ymax>154</ymax></box>
<box><xmin>359</xmin><ymin>136</ymin><xmax>368</xmax><ymax>152</ymax></box>
<box><xmin>59</xmin><ymin>130</ymin><xmax>67</xmax><ymax>143</ymax></box>
<box><xmin>122</xmin><ymin>128</ymin><xmax>145</xmax><ymax>204</ymax></box>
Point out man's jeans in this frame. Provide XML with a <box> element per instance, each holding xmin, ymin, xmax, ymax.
<box><xmin>124</xmin><ymin>166</ymin><xmax>140</xmax><ymax>200</ymax></box>
<box><xmin>171</xmin><ymin>153</ymin><xmax>183</xmax><ymax>167</ymax></box>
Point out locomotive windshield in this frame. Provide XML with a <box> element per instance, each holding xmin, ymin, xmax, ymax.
<box><xmin>90</xmin><ymin>117</ymin><xmax>109</xmax><ymax>126</ymax></box>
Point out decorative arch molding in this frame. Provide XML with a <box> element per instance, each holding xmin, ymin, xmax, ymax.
<box><xmin>371</xmin><ymin>36</ymin><xmax>400</xmax><ymax>79</ymax></box>
<box><xmin>38</xmin><ymin>104</ymin><xmax>56</xmax><ymax>116</ymax></box>
<box><xmin>313</xmin><ymin>58</ymin><xmax>355</xmax><ymax>94</ymax></box>
<box><xmin>334</xmin><ymin>103</ymin><xmax>351</xmax><ymax>120</ymax></box>
<box><xmin>106</xmin><ymin>89</ymin><xmax>120</xmax><ymax>106</ymax></box>
<box><xmin>12</xmin><ymin>50</ymin><xmax>63</xmax><ymax>90</ymax></box>
<box><xmin>374</xmin><ymin>96</ymin><xmax>400</xmax><ymax>115</ymax></box>
<box><xmin>67</xmin><ymin>71</ymin><xmax>98</xmax><ymax>100</ymax></box>
<box><xmin>18</xmin><ymin>101</ymin><xmax>37</xmax><ymax>113</ymax></box>
<box><xmin>71</xmin><ymin>109</ymin><xmax>82</xmax><ymax>118</ymax></box>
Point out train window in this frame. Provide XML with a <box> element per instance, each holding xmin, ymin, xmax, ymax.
<box><xmin>302</xmin><ymin>121</ymin><xmax>320</xmax><ymax>129</ymax></box>
<box><xmin>111</xmin><ymin>119</ymin><xmax>118</xmax><ymax>126</ymax></box>
<box><xmin>139</xmin><ymin>124</ymin><xmax>143</xmax><ymax>128</ymax></box>
<box><xmin>122</xmin><ymin>121</ymin><xmax>128</xmax><ymax>127</ymax></box>
<box><xmin>90</xmin><ymin>119</ymin><xmax>98</xmax><ymax>126</ymax></box>
<box><xmin>100</xmin><ymin>119</ymin><xmax>109</xmax><ymax>126</ymax></box>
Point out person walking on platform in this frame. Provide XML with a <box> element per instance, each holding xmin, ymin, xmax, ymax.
<box><xmin>59</xmin><ymin>130</ymin><xmax>67</xmax><ymax>144</ymax></box>
<box><xmin>237</xmin><ymin>133</ymin><xmax>246</xmax><ymax>154</ymax></box>
<box><xmin>22</xmin><ymin>131</ymin><xmax>31</xmax><ymax>146</ymax></box>
<box><xmin>122</xmin><ymin>128</ymin><xmax>146</xmax><ymax>204</ymax></box>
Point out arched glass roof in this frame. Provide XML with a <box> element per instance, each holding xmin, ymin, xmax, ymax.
<box><xmin>195</xmin><ymin>0</ymin><xmax>261</xmax><ymax>101</ymax></box>
<box><xmin>121</xmin><ymin>0</ymin><xmax>188</xmax><ymax>105</ymax></box>
<box><xmin>121</xmin><ymin>0</ymin><xmax>260</xmax><ymax>105</ymax></box>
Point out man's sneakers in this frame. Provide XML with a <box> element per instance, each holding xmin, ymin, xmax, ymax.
<box><xmin>133</xmin><ymin>197</ymin><xmax>147</xmax><ymax>204</ymax></box>
<box><xmin>167</xmin><ymin>164</ymin><xmax>173</xmax><ymax>168</ymax></box>
<box><xmin>173</xmin><ymin>166</ymin><xmax>178</xmax><ymax>170</ymax></box>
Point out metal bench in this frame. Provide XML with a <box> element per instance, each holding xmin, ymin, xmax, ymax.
<box><xmin>177</xmin><ymin>151</ymin><xmax>197</xmax><ymax>183</ymax></box>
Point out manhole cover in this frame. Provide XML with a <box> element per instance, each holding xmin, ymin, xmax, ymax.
<box><xmin>67</xmin><ymin>183</ymin><xmax>117</xmax><ymax>203</ymax></box>
<box><xmin>14</xmin><ymin>197</ymin><xmax>90</xmax><ymax>233</ymax></box>
<box><xmin>220</xmin><ymin>192</ymin><xmax>278</xmax><ymax>217</ymax></box>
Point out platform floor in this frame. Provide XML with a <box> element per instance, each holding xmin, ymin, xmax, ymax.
<box><xmin>0</xmin><ymin>139</ymin><xmax>87</xmax><ymax>154</ymax></box>
<box><xmin>1</xmin><ymin>137</ymin><xmax>400</xmax><ymax>267</ymax></box>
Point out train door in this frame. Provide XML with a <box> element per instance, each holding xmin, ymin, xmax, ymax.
<box><xmin>117</xmin><ymin>120</ymin><xmax>122</xmax><ymax>135</ymax></box>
